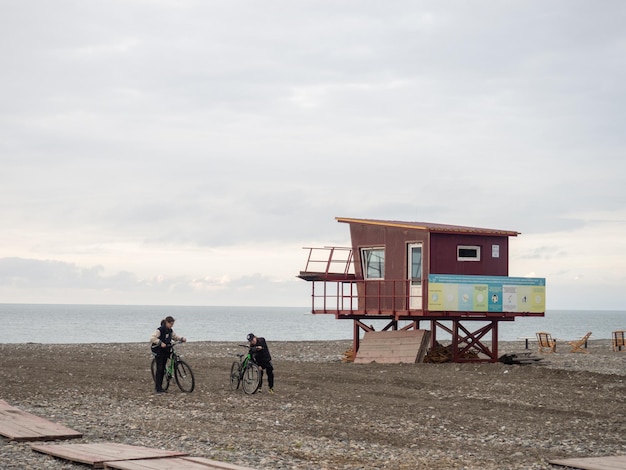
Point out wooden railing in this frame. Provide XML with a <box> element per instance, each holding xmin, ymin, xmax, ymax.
<box><xmin>300</xmin><ymin>247</ymin><xmax>354</xmax><ymax>278</ymax></box>
<box><xmin>310</xmin><ymin>279</ymin><xmax>422</xmax><ymax>315</ymax></box>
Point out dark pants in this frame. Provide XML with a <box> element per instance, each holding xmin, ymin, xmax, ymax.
<box><xmin>258</xmin><ymin>361</ymin><xmax>274</xmax><ymax>389</ymax></box>
<box><xmin>154</xmin><ymin>351</ymin><xmax>169</xmax><ymax>391</ymax></box>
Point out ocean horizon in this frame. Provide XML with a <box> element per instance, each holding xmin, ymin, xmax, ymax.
<box><xmin>1</xmin><ymin>303</ymin><xmax>624</xmax><ymax>345</ymax></box>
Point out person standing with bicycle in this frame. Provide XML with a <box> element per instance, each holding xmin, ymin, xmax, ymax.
<box><xmin>247</xmin><ymin>333</ymin><xmax>274</xmax><ymax>393</ymax></box>
<box><xmin>151</xmin><ymin>316</ymin><xmax>186</xmax><ymax>393</ymax></box>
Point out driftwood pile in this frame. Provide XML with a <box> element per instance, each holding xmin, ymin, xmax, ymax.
<box><xmin>423</xmin><ymin>343</ymin><xmax>479</xmax><ymax>363</ymax></box>
<box><xmin>423</xmin><ymin>345</ymin><xmax>545</xmax><ymax>365</ymax></box>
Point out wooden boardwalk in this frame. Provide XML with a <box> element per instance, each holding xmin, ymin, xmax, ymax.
<box><xmin>105</xmin><ymin>455</ymin><xmax>257</xmax><ymax>469</ymax></box>
<box><xmin>31</xmin><ymin>442</ymin><xmax>187</xmax><ymax>468</ymax></box>
<box><xmin>0</xmin><ymin>401</ymin><xmax>255</xmax><ymax>469</ymax></box>
<box><xmin>550</xmin><ymin>455</ymin><xmax>626</xmax><ymax>469</ymax></box>
<box><xmin>31</xmin><ymin>442</ymin><xmax>256</xmax><ymax>469</ymax></box>
<box><xmin>0</xmin><ymin>399</ymin><xmax>82</xmax><ymax>441</ymax></box>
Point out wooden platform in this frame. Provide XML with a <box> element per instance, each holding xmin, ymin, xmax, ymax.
<box><xmin>31</xmin><ymin>442</ymin><xmax>187</xmax><ymax>468</ymax></box>
<box><xmin>105</xmin><ymin>456</ymin><xmax>256</xmax><ymax>469</ymax></box>
<box><xmin>0</xmin><ymin>399</ymin><xmax>83</xmax><ymax>442</ymax></box>
<box><xmin>354</xmin><ymin>330</ymin><xmax>430</xmax><ymax>364</ymax></box>
<box><xmin>1</xmin><ymin>401</ymin><xmax>255</xmax><ymax>469</ymax></box>
<box><xmin>550</xmin><ymin>455</ymin><xmax>626</xmax><ymax>469</ymax></box>
<box><xmin>31</xmin><ymin>442</ymin><xmax>257</xmax><ymax>469</ymax></box>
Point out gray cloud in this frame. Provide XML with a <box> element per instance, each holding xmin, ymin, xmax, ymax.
<box><xmin>1</xmin><ymin>1</ymin><xmax>625</xmax><ymax>307</ymax></box>
<box><xmin>519</xmin><ymin>246</ymin><xmax>568</xmax><ymax>261</ymax></box>
<box><xmin>0</xmin><ymin>257</ymin><xmax>115</xmax><ymax>289</ymax></box>
<box><xmin>0</xmin><ymin>257</ymin><xmax>308</xmax><ymax>306</ymax></box>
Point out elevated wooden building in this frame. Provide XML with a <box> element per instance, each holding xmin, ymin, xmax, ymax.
<box><xmin>298</xmin><ymin>217</ymin><xmax>546</xmax><ymax>363</ymax></box>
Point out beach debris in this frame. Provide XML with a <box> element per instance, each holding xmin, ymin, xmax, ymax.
<box><xmin>423</xmin><ymin>342</ymin><xmax>479</xmax><ymax>363</ymax></box>
<box><xmin>498</xmin><ymin>352</ymin><xmax>545</xmax><ymax>365</ymax></box>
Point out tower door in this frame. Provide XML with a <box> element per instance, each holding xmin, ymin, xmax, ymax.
<box><xmin>408</xmin><ymin>243</ymin><xmax>423</xmax><ymax>310</ymax></box>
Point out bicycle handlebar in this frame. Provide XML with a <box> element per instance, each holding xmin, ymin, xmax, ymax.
<box><xmin>160</xmin><ymin>341</ymin><xmax>182</xmax><ymax>350</ymax></box>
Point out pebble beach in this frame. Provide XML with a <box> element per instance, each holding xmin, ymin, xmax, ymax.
<box><xmin>1</xmin><ymin>339</ymin><xmax>624</xmax><ymax>469</ymax></box>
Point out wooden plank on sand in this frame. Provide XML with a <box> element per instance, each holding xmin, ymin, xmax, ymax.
<box><xmin>354</xmin><ymin>330</ymin><xmax>430</xmax><ymax>364</ymax></box>
<box><xmin>0</xmin><ymin>401</ymin><xmax>83</xmax><ymax>441</ymax></box>
<box><xmin>31</xmin><ymin>442</ymin><xmax>187</xmax><ymax>468</ymax></box>
<box><xmin>105</xmin><ymin>456</ymin><xmax>257</xmax><ymax>469</ymax></box>
<box><xmin>549</xmin><ymin>455</ymin><xmax>626</xmax><ymax>470</ymax></box>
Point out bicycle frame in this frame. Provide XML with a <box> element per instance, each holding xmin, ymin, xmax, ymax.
<box><xmin>230</xmin><ymin>345</ymin><xmax>261</xmax><ymax>394</ymax></box>
<box><xmin>164</xmin><ymin>349</ymin><xmax>178</xmax><ymax>378</ymax></box>
<box><xmin>240</xmin><ymin>353</ymin><xmax>252</xmax><ymax>374</ymax></box>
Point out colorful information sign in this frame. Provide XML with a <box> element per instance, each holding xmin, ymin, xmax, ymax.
<box><xmin>427</xmin><ymin>274</ymin><xmax>545</xmax><ymax>313</ymax></box>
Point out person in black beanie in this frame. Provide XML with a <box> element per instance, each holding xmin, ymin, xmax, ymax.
<box><xmin>247</xmin><ymin>332</ymin><xmax>274</xmax><ymax>393</ymax></box>
<box><xmin>150</xmin><ymin>316</ymin><xmax>186</xmax><ymax>393</ymax></box>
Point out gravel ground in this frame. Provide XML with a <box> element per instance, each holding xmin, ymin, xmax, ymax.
<box><xmin>1</xmin><ymin>339</ymin><xmax>625</xmax><ymax>469</ymax></box>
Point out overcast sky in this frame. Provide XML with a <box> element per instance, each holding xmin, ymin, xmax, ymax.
<box><xmin>1</xmin><ymin>1</ymin><xmax>625</xmax><ymax>310</ymax></box>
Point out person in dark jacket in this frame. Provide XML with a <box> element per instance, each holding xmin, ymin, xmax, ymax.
<box><xmin>150</xmin><ymin>316</ymin><xmax>186</xmax><ymax>393</ymax></box>
<box><xmin>247</xmin><ymin>333</ymin><xmax>274</xmax><ymax>393</ymax></box>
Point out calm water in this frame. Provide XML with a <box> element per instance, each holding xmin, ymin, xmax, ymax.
<box><xmin>1</xmin><ymin>304</ymin><xmax>624</xmax><ymax>344</ymax></box>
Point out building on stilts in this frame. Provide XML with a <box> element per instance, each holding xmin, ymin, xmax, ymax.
<box><xmin>298</xmin><ymin>217</ymin><xmax>546</xmax><ymax>363</ymax></box>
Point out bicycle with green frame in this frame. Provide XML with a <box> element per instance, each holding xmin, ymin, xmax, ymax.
<box><xmin>230</xmin><ymin>345</ymin><xmax>261</xmax><ymax>394</ymax></box>
<box><xmin>151</xmin><ymin>341</ymin><xmax>195</xmax><ymax>393</ymax></box>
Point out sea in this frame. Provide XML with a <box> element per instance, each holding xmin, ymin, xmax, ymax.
<box><xmin>1</xmin><ymin>304</ymin><xmax>624</xmax><ymax>344</ymax></box>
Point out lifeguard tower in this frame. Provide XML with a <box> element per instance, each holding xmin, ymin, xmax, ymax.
<box><xmin>298</xmin><ymin>217</ymin><xmax>546</xmax><ymax>363</ymax></box>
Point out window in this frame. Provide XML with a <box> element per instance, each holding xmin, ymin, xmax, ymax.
<box><xmin>457</xmin><ymin>245</ymin><xmax>481</xmax><ymax>261</ymax></box>
<box><xmin>361</xmin><ymin>248</ymin><xmax>385</xmax><ymax>279</ymax></box>
<box><xmin>410</xmin><ymin>245</ymin><xmax>422</xmax><ymax>281</ymax></box>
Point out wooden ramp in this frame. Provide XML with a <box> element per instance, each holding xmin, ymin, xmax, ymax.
<box><xmin>354</xmin><ymin>330</ymin><xmax>431</xmax><ymax>364</ymax></box>
<box><xmin>550</xmin><ymin>455</ymin><xmax>626</xmax><ymax>469</ymax></box>
<box><xmin>105</xmin><ymin>456</ymin><xmax>256</xmax><ymax>469</ymax></box>
<box><xmin>0</xmin><ymin>399</ymin><xmax>83</xmax><ymax>442</ymax></box>
<box><xmin>31</xmin><ymin>442</ymin><xmax>187</xmax><ymax>469</ymax></box>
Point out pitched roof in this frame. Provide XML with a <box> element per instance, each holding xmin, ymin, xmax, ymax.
<box><xmin>335</xmin><ymin>217</ymin><xmax>520</xmax><ymax>237</ymax></box>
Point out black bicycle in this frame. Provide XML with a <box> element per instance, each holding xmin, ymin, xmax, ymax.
<box><xmin>151</xmin><ymin>341</ymin><xmax>195</xmax><ymax>393</ymax></box>
<box><xmin>229</xmin><ymin>345</ymin><xmax>261</xmax><ymax>394</ymax></box>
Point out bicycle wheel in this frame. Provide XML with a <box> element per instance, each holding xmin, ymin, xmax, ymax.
<box><xmin>151</xmin><ymin>357</ymin><xmax>170</xmax><ymax>391</ymax></box>
<box><xmin>242</xmin><ymin>363</ymin><xmax>261</xmax><ymax>395</ymax></box>
<box><xmin>174</xmin><ymin>360</ymin><xmax>195</xmax><ymax>393</ymax></box>
<box><xmin>230</xmin><ymin>361</ymin><xmax>241</xmax><ymax>391</ymax></box>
